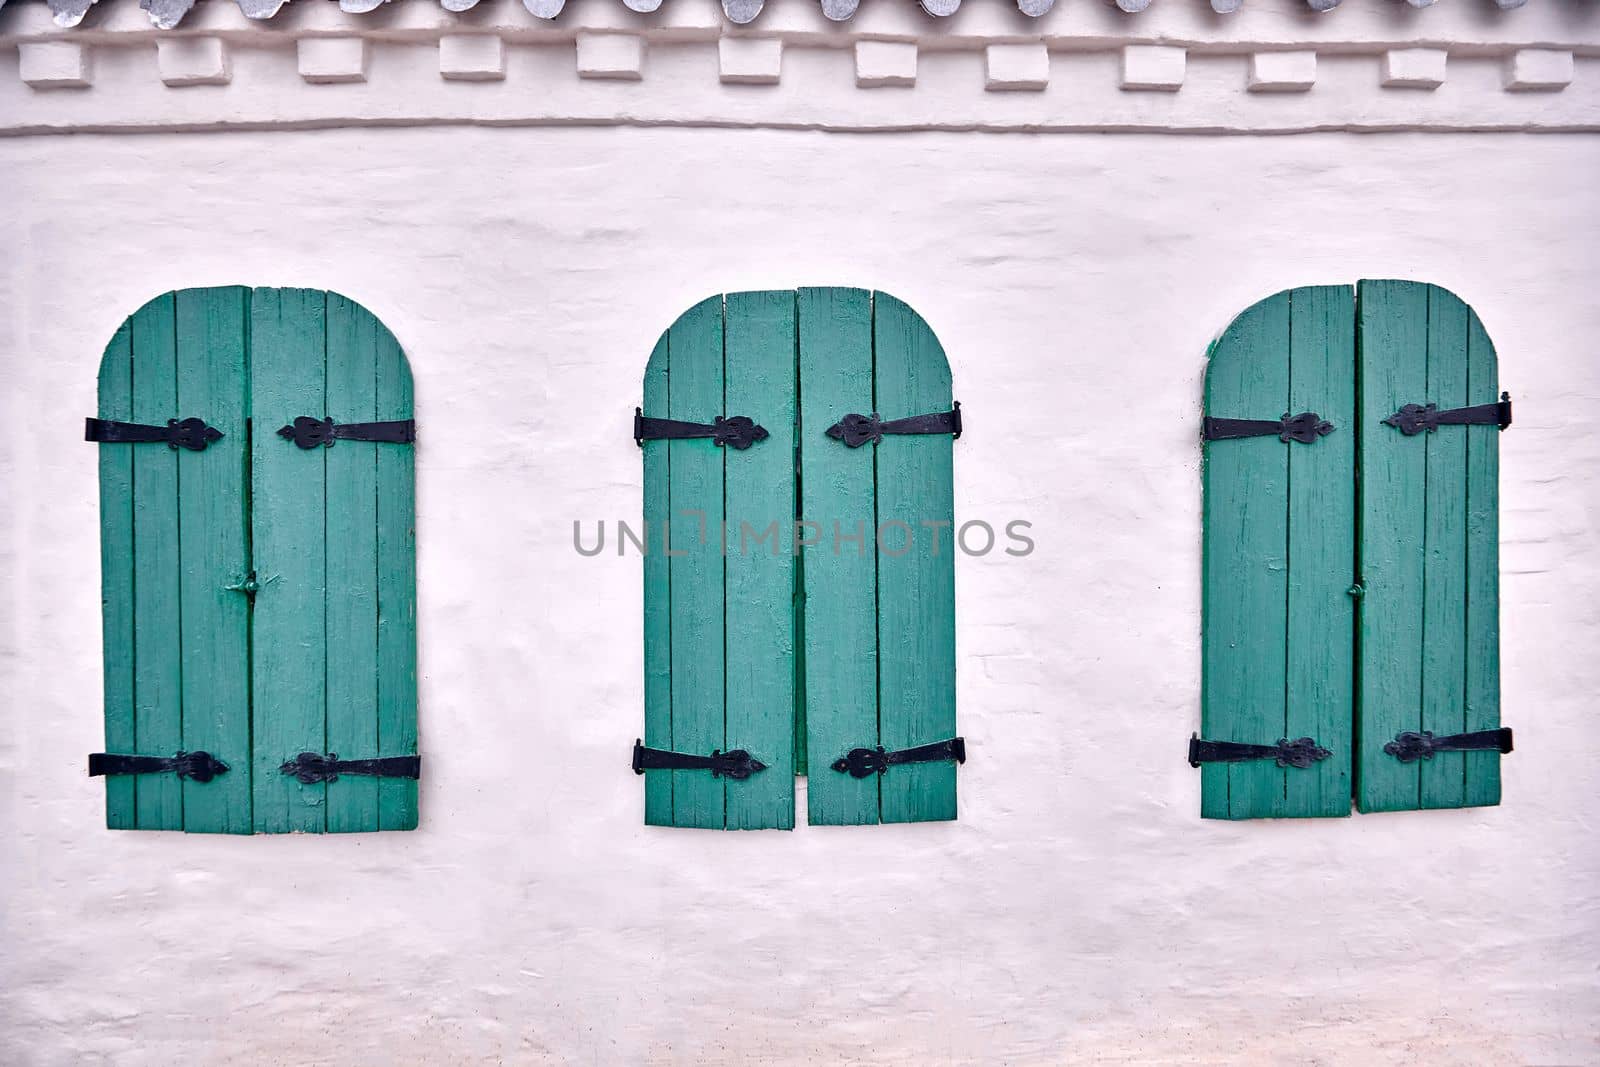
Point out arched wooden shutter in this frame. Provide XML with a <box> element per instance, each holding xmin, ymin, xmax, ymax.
<box><xmin>800</xmin><ymin>289</ymin><xmax>958</xmax><ymax>826</ymax></box>
<box><xmin>1356</xmin><ymin>281</ymin><xmax>1504</xmax><ymax>812</ymax></box>
<box><xmin>1201</xmin><ymin>286</ymin><xmax>1355</xmax><ymax>820</ymax></box>
<box><xmin>92</xmin><ymin>287</ymin><xmax>417</xmax><ymax>834</ymax></box>
<box><xmin>96</xmin><ymin>289</ymin><xmax>252</xmax><ymax>833</ymax></box>
<box><xmin>642</xmin><ymin>293</ymin><xmax>799</xmax><ymax>830</ymax></box>
<box><xmin>639</xmin><ymin>288</ymin><xmax>960</xmax><ymax>829</ymax></box>
<box><xmin>1200</xmin><ymin>280</ymin><xmax>1510</xmax><ymax>819</ymax></box>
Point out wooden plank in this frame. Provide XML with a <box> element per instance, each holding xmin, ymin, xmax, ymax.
<box><xmin>375</xmin><ymin>312</ymin><xmax>418</xmax><ymax>831</ymax></box>
<box><xmin>96</xmin><ymin>318</ymin><xmax>136</xmax><ymax>830</ymax></box>
<box><xmin>642</xmin><ymin>333</ymin><xmax>674</xmax><ymax>827</ymax></box>
<box><xmin>1419</xmin><ymin>286</ymin><xmax>1471</xmax><ymax>809</ymax></box>
<box><xmin>1463</xmin><ymin>305</ymin><xmax>1503</xmax><ymax>808</ymax></box>
<box><xmin>325</xmin><ymin>293</ymin><xmax>382</xmax><ymax>833</ymax></box>
<box><xmin>129</xmin><ymin>292</ymin><xmax>184</xmax><ymax>831</ymax></box>
<box><xmin>723</xmin><ymin>291</ymin><xmax>797</xmax><ymax>831</ymax></box>
<box><xmin>1201</xmin><ymin>291</ymin><xmax>1291</xmax><ymax>820</ymax></box>
<box><xmin>666</xmin><ymin>296</ymin><xmax>727</xmax><ymax>830</ymax></box>
<box><xmin>873</xmin><ymin>293</ymin><xmax>958</xmax><ymax>824</ymax></box>
<box><xmin>1356</xmin><ymin>279</ymin><xmax>1430</xmax><ymax>813</ymax></box>
<box><xmin>1282</xmin><ymin>285</ymin><xmax>1355</xmax><ymax>818</ymax></box>
<box><xmin>799</xmin><ymin>287</ymin><xmax>880</xmax><ymax>826</ymax></box>
<box><xmin>174</xmin><ymin>287</ymin><xmax>252</xmax><ymax>834</ymax></box>
<box><xmin>250</xmin><ymin>288</ymin><xmax>329</xmax><ymax>834</ymax></box>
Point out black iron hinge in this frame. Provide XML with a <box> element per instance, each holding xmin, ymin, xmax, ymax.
<box><xmin>1202</xmin><ymin>411</ymin><xmax>1334</xmax><ymax>445</ymax></box>
<box><xmin>279</xmin><ymin>752</ymin><xmax>422</xmax><ymax>783</ymax></box>
<box><xmin>1187</xmin><ymin>733</ymin><xmax>1332</xmax><ymax>769</ymax></box>
<box><xmin>826</xmin><ymin>403</ymin><xmax>962</xmax><ymax>448</ymax></box>
<box><xmin>631</xmin><ymin>740</ymin><xmax>768</xmax><ymax>779</ymax></box>
<box><xmin>633</xmin><ymin>409</ymin><xmax>769</xmax><ymax>450</ymax></box>
<box><xmin>831</xmin><ymin>737</ymin><xmax>967</xmax><ymax>778</ymax></box>
<box><xmin>1384</xmin><ymin>392</ymin><xmax>1512</xmax><ymax>436</ymax></box>
<box><xmin>85</xmin><ymin>417</ymin><xmax>223</xmax><ymax>452</ymax></box>
<box><xmin>278</xmin><ymin>416</ymin><xmax>416</xmax><ymax>449</ymax></box>
<box><xmin>1384</xmin><ymin>727</ymin><xmax>1513</xmax><ymax>763</ymax></box>
<box><xmin>88</xmin><ymin>750</ymin><xmax>230</xmax><ymax>782</ymax></box>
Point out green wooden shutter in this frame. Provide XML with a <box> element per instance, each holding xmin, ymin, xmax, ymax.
<box><xmin>642</xmin><ymin>293</ymin><xmax>799</xmax><ymax>830</ymax></box>
<box><xmin>1356</xmin><ymin>280</ymin><xmax>1503</xmax><ymax>812</ymax></box>
<box><xmin>94</xmin><ymin>286</ymin><xmax>416</xmax><ymax>834</ymax></box>
<box><xmin>1201</xmin><ymin>280</ymin><xmax>1508</xmax><ymax>819</ymax></box>
<box><xmin>802</xmin><ymin>290</ymin><xmax>959</xmax><ymax>826</ymax></box>
<box><xmin>1201</xmin><ymin>286</ymin><xmax>1355</xmax><ymax>820</ymax></box>
<box><xmin>641</xmin><ymin>288</ymin><xmax>958</xmax><ymax>829</ymax></box>
<box><xmin>96</xmin><ymin>289</ymin><xmax>252</xmax><ymax>833</ymax></box>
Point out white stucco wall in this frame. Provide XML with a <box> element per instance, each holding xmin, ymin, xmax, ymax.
<box><xmin>2</xmin><ymin>126</ymin><xmax>1598</xmax><ymax>1063</ymax></box>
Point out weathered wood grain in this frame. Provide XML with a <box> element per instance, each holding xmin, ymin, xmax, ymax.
<box><xmin>96</xmin><ymin>318</ymin><xmax>137</xmax><ymax>830</ymax></box>
<box><xmin>1356</xmin><ymin>279</ymin><xmax>1430</xmax><ymax>813</ymax></box>
<box><xmin>642</xmin><ymin>333</ymin><xmax>674</xmax><ymax>827</ymax></box>
<box><xmin>666</xmin><ymin>296</ymin><xmax>727</xmax><ymax>830</ymax></box>
<box><xmin>129</xmin><ymin>292</ymin><xmax>184</xmax><ymax>831</ymax></box>
<box><xmin>174</xmin><ymin>286</ymin><xmax>252</xmax><ymax>834</ymax></box>
<box><xmin>325</xmin><ymin>293</ymin><xmax>382</xmax><ymax>833</ymax></box>
<box><xmin>374</xmin><ymin>309</ymin><xmax>418</xmax><ymax>831</ymax></box>
<box><xmin>799</xmin><ymin>287</ymin><xmax>880</xmax><ymax>826</ymax></box>
<box><xmin>250</xmin><ymin>287</ymin><xmax>329</xmax><ymax>834</ymax></box>
<box><xmin>723</xmin><ymin>290</ymin><xmax>798</xmax><ymax>830</ymax></box>
<box><xmin>873</xmin><ymin>292</ymin><xmax>957</xmax><ymax>824</ymax></box>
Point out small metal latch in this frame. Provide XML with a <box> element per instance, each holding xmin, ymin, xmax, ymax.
<box><xmin>278</xmin><ymin>417</ymin><xmax>416</xmax><ymax>449</ymax></box>
<box><xmin>826</xmin><ymin>403</ymin><xmax>963</xmax><ymax>448</ymax></box>
<box><xmin>831</xmin><ymin>737</ymin><xmax>967</xmax><ymax>778</ymax></box>
<box><xmin>633</xmin><ymin>410</ymin><xmax>769</xmax><ymax>450</ymax></box>
<box><xmin>631</xmin><ymin>740</ymin><xmax>768</xmax><ymax>779</ymax></box>
<box><xmin>88</xmin><ymin>750</ymin><xmax>230</xmax><ymax>782</ymax></box>
<box><xmin>1187</xmin><ymin>733</ymin><xmax>1331</xmax><ymax>769</ymax></box>
<box><xmin>85</xmin><ymin>417</ymin><xmax>223</xmax><ymax>452</ymax></box>
<box><xmin>1384</xmin><ymin>727</ymin><xmax>1514</xmax><ymax>763</ymax></box>
<box><xmin>279</xmin><ymin>752</ymin><xmax>422</xmax><ymax>783</ymax></box>
<box><xmin>1202</xmin><ymin>411</ymin><xmax>1334</xmax><ymax>445</ymax></box>
<box><xmin>1384</xmin><ymin>392</ymin><xmax>1512</xmax><ymax>436</ymax></box>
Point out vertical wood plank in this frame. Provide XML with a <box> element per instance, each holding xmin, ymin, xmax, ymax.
<box><xmin>1463</xmin><ymin>307</ymin><xmax>1503</xmax><ymax>808</ymax></box>
<box><xmin>1356</xmin><ymin>279</ymin><xmax>1430</xmax><ymax>813</ymax></box>
<box><xmin>667</xmin><ymin>296</ymin><xmax>727</xmax><ymax>830</ymax></box>
<box><xmin>873</xmin><ymin>293</ymin><xmax>958</xmax><ymax>824</ymax></box>
<box><xmin>799</xmin><ymin>287</ymin><xmax>880</xmax><ymax>826</ymax></box>
<box><xmin>642</xmin><ymin>334</ymin><xmax>674</xmax><ymax>827</ymax></box>
<box><xmin>1419</xmin><ymin>286</ymin><xmax>1471</xmax><ymax>809</ymax></box>
<box><xmin>251</xmin><ymin>288</ymin><xmax>329</xmax><ymax>834</ymax></box>
<box><xmin>723</xmin><ymin>291</ymin><xmax>798</xmax><ymax>831</ymax></box>
<box><xmin>129</xmin><ymin>293</ymin><xmax>184</xmax><ymax>831</ymax></box>
<box><xmin>1201</xmin><ymin>292</ymin><xmax>1291</xmax><ymax>820</ymax></box>
<box><xmin>97</xmin><ymin>319</ymin><xmax>137</xmax><ymax>830</ymax></box>
<box><xmin>375</xmin><ymin>314</ymin><xmax>418</xmax><ymax>831</ymax></box>
<box><xmin>174</xmin><ymin>287</ymin><xmax>253</xmax><ymax>834</ymax></box>
<box><xmin>1283</xmin><ymin>286</ymin><xmax>1355</xmax><ymax>818</ymax></box>
<box><xmin>325</xmin><ymin>293</ymin><xmax>382</xmax><ymax>833</ymax></box>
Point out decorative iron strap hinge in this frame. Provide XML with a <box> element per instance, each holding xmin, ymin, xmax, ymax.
<box><xmin>1384</xmin><ymin>392</ymin><xmax>1512</xmax><ymax>436</ymax></box>
<box><xmin>1187</xmin><ymin>733</ymin><xmax>1332</xmax><ymax>769</ymax></box>
<box><xmin>84</xmin><ymin>416</ymin><xmax>223</xmax><ymax>452</ymax></box>
<box><xmin>1202</xmin><ymin>411</ymin><xmax>1334</xmax><ymax>445</ymax></box>
<box><xmin>631</xmin><ymin>740</ymin><xmax>768</xmax><ymax>779</ymax></box>
<box><xmin>279</xmin><ymin>752</ymin><xmax>422</xmax><ymax>783</ymax></box>
<box><xmin>831</xmin><ymin>737</ymin><xmax>967</xmax><ymax>778</ymax></box>
<box><xmin>1384</xmin><ymin>727</ymin><xmax>1514</xmax><ymax>763</ymax></box>
<box><xmin>633</xmin><ymin>409</ymin><xmax>769</xmax><ymax>450</ymax></box>
<box><xmin>826</xmin><ymin>402</ymin><xmax>962</xmax><ymax>448</ymax></box>
<box><xmin>88</xmin><ymin>750</ymin><xmax>230</xmax><ymax>782</ymax></box>
<box><xmin>278</xmin><ymin>416</ymin><xmax>416</xmax><ymax>449</ymax></box>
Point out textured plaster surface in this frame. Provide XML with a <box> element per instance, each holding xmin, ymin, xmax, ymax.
<box><xmin>0</xmin><ymin>127</ymin><xmax>1597</xmax><ymax>1065</ymax></box>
